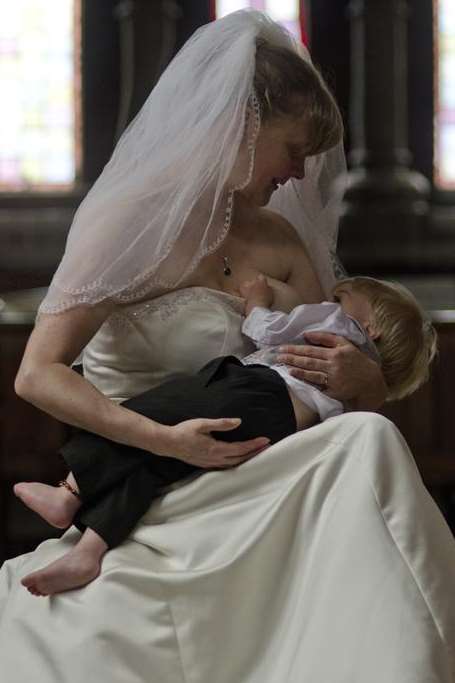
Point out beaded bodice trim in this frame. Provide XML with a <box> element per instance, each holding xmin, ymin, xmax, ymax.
<box><xmin>106</xmin><ymin>286</ymin><xmax>245</xmax><ymax>331</ymax></box>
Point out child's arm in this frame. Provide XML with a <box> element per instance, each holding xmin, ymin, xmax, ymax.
<box><xmin>242</xmin><ymin>306</ymin><xmax>304</xmax><ymax>348</ymax></box>
<box><xmin>240</xmin><ymin>274</ymin><xmax>303</xmax><ymax>316</ymax></box>
<box><xmin>240</xmin><ymin>275</ymin><xmax>344</xmax><ymax>348</ymax></box>
<box><xmin>240</xmin><ymin>274</ymin><xmax>274</xmax><ymax>316</ymax></box>
<box><xmin>242</xmin><ymin>304</ymin><xmax>351</xmax><ymax>348</ymax></box>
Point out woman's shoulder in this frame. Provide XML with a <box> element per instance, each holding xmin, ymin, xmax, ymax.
<box><xmin>256</xmin><ymin>207</ymin><xmax>303</xmax><ymax>247</ymax></box>
<box><xmin>253</xmin><ymin>209</ymin><xmax>311</xmax><ymax>264</ymax></box>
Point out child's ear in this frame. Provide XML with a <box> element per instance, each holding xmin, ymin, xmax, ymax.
<box><xmin>364</xmin><ymin>320</ymin><xmax>380</xmax><ymax>341</ymax></box>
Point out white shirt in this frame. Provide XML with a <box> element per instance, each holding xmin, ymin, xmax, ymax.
<box><xmin>241</xmin><ymin>302</ymin><xmax>380</xmax><ymax>421</ymax></box>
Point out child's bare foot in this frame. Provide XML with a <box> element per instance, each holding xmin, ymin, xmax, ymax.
<box><xmin>21</xmin><ymin>528</ymin><xmax>108</xmax><ymax>596</ymax></box>
<box><xmin>21</xmin><ymin>549</ymin><xmax>101</xmax><ymax>596</ymax></box>
<box><xmin>13</xmin><ymin>482</ymin><xmax>80</xmax><ymax>528</ymax></box>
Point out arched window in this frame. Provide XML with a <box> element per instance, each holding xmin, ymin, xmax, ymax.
<box><xmin>0</xmin><ymin>1</ymin><xmax>82</xmax><ymax>193</ymax></box>
<box><xmin>0</xmin><ymin>1</ymin><xmax>121</xmax><ymax>292</ymax></box>
<box><xmin>211</xmin><ymin>0</ymin><xmax>308</xmax><ymax>45</ymax></box>
<box><xmin>434</xmin><ymin>0</ymin><xmax>455</xmax><ymax>190</ymax></box>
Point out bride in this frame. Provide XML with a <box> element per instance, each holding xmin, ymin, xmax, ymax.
<box><xmin>1</xmin><ymin>10</ymin><xmax>454</xmax><ymax>683</ymax></box>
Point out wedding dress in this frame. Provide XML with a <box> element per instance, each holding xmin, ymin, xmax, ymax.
<box><xmin>1</xmin><ymin>287</ymin><xmax>454</xmax><ymax>683</ymax></box>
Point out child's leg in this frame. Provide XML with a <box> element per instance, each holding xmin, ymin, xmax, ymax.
<box><xmin>21</xmin><ymin>526</ymin><xmax>108</xmax><ymax>597</ymax></box>
<box><xmin>21</xmin><ymin>464</ymin><xmax>170</xmax><ymax>596</ymax></box>
<box><xmin>65</xmin><ymin>358</ymin><xmax>294</xmax><ymax>502</ymax></box>
<box><xmin>66</xmin><ymin>361</ymin><xmax>296</xmax><ymax>545</ymax></box>
<box><xmin>74</xmin><ymin>461</ymin><xmax>179</xmax><ymax>548</ymax></box>
<box><xmin>59</xmin><ymin>373</ymin><xmax>202</xmax><ymax>505</ymax></box>
<box><xmin>55</xmin><ymin>360</ymin><xmax>252</xmax><ymax>506</ymax></box>
<box><xmin>14</xmin><ymin>472</ymin><xmax>81</xmax><ymax>528</ymax></box>
<box><xmin>73</xmin><ymin>363</ymin><xmax>297</xmax><ymax>550</ymax></box>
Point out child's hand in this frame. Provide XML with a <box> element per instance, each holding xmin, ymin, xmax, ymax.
<box><xmin>240</xmin><ymin>274</ymin><xmax>274</xmax><ymax>314</ymax></box>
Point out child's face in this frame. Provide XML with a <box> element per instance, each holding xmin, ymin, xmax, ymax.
<box><xmin>333</xmin><ymin>283</ymin><xmax>377</xmax><ymax>338</ymax></box>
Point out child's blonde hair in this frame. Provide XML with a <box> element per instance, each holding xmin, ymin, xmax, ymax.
<box><xmin>334</xmin><ymin>276</ymin><xmax>438</xmax><ymax>401</ymax></box>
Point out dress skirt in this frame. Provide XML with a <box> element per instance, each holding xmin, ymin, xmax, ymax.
<box><xmin>0</xmin><ymin>412</ymin><xmax>454</xmax><ymax>682</ymax></box>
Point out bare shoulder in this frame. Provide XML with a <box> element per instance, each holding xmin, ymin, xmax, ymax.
<box><xmin>257</xmin><ymin>208</ymin><xmax>304</xmax><ymax>248</ymax></box>
<box><xmin>258</xmin><ymin>209</ymin><xmax>324</xmax><ymax>302</ymax></box>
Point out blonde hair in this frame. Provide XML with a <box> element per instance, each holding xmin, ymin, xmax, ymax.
<box><xmin>334</xmin><ymin>277</ymin><xmax>438</xmax><ymax>401</ymax></box>
<box><xmin>254</xmin><ymin>40</ymin><xmax>344</xmax><ymax>155</ymax></box>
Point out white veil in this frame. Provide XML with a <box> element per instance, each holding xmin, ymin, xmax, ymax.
<box><xmin>39</xmin><ymin>9</ymin><xmax>346</xmax><ymax>315</ymax></box>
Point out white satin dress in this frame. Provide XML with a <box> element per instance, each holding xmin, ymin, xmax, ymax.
<box><xmin>1</xmin><ymin>287</ymin><xmax>454</xmax><ymax>683</ymax></box>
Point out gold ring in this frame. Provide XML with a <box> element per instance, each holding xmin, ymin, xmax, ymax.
<box><xmin>322</xmin><ymin>372</ymin><xmax>329</xmax><ymax>387</ymax></box>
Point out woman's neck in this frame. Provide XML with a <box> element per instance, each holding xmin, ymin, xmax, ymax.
<box><xmin>230</xmin><ymin>192</ymin><xmax>261</xmax><ymax>240</ymax></box>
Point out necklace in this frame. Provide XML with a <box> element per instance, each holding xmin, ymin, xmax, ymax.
<box><xmin>222</xmin><ymin>256</ymin><xmax>232</xmax><ymax>276</ymax></box>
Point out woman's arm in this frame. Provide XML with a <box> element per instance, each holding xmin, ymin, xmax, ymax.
<box><xmin>15</xmin><ymin>305</ymin><xmax>269</xmax><ymax>467</ymax></box>
<box><xmin>15</xmin><ymin>304</ymin><xmax>172</xmax><ymax>450</ymax></box>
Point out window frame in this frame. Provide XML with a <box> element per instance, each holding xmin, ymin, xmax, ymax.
<box><xmin>0</xmin><ymin>0</ymin><xmax>121</xmax><ymax>292</ymax></box>
<box><xmin>0</xmin><ymin>0</ymin><xmax>120</xmax><ymax>212</ymax></box>
<box><xmin>409</xmin><ymin>0</ymin><xmax>455</xmax><ymax>208</ymax></box>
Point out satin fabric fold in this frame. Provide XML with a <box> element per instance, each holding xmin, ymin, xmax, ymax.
<box><xmin>1</xmin><ymin>412</ymin><xmax>454</xmax><ymax>682</ymax></box>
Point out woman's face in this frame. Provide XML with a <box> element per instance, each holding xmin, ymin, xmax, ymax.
<box><xmin>238</xmin><ymin>114</ymin><xmax>309</xmax><ymax>206</ymax></box>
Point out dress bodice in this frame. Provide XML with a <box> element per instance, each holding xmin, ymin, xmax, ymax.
<box><xmin>82</xmin><ymin>287</ymin><xmax>256</xmax><ymax>402</ymax></box>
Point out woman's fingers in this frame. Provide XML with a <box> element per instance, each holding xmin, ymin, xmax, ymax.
<box><xmin>277</xmin><ymin>338</ymin><xmax>350</xmax><ymax>372</ymax></box>
<box><xmin>205</xmin><ymin>417</ymin><xmax>242</xmax><ymax>432</ymax></box>
<box><xmin>278</xmin><ymin>333</ymin><xmax>349</xmax><ymax>359</ymax></box>
<box><xmin>276</xmin><ymin>348</ymin><xmax>331</xmax><ymax>386</ymax></box>
<box><xmin>297</xmin><ymin>332</ymin><xmax>349</xmax><ymax>348</ymax></box>
<box><xmin>277</xmin><ymin>352</ymin><xmax>328</xmax><ymax>372</ymax></box>
<box><xmin>195</xmin><ymin>419</ymin><xmax>271</xmax><ymax>466</ymax></box>
<box><xmin>213</xmin><ymin>441</ymin><xmax>271</xmax><ymax>468</ymax></box>
<box><xmin>277</xmin><ymin>345</ymin><xmax>332</xmax><ymax>362</ymax></box>
<box><xmin>207</xmin><ymin>435</ymin><xmax>271</xmax><ymax>467</ymax></box>
<box><xmin>202</xmin><ymin>419</ymin><xmax>270</xmax><ymax>452</ymax></box>
<box><xmin>170</xmin><ymin>418</ymin><xmax>271</xmax><ymax>468</ymax></box>
<box><xmin>197</xmin><ymin>440</ymin><xmax>270</xmax><ymax>469</ymax></box>
<box><xmin>221</xmin><ymin>436</ymin><xmax>271</xmax><ymax>458</ymax></box>
<box><xmin>287</xmin><ymin>368</ymin><xmax>328</xmax><ymax>387</ymax></box>
<box><xmin>276</xmin><ymin>339</ymin><xmax>352</xmax><ymax>390</ymax></box>
<box><xmin>207</xmin><ymin>435</ymin><xmax>270</xmax><ymax>459</ymax></box>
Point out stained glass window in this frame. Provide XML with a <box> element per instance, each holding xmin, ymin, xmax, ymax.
<box><xmin>214</xmin><ymin>0</ymin><xmax>304</xmax><ymax>43</ymax></box>
<box><xmin>0</xmin><ymin>0</ymin><xmax>81</xmax><ymax>193</ymax></box>
<box><xmin>434</xmin><ymin>0</ymin><xmax>455</xmax><ymax>190</ymax></box>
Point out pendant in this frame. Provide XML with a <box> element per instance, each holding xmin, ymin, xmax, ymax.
<box><xmin>223</xmin><ymin>256</ymin><xmax>232</xmax><ymax>276</ymax></box>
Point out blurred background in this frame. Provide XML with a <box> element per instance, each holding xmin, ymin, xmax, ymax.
<box><xmin>0</xmin><ymin>0</ymin><xmax>454</xmax><ymax>565</ymax></box>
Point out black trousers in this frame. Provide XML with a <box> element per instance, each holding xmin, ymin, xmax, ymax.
<box><xmin>61</xmin><ymin>356</ymin><xmax>297</xmax><ymax>548</ymax></box>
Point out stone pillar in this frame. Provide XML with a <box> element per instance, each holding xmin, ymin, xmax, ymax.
<box><xmin>113</xmin><ymin>0</ymin><xmax>183</xmax><ymax>137</ymax></box>
<box><xmin>339</xmin><ymin>0</ymin><xmax>430</xmax><ymax>272</ymax></box>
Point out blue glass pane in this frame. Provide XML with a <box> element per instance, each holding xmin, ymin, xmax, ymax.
<box><xmin>435</xmin><ymin>0</ymin><xmax>455</xmax><ymax>189</ymax></box>
<box><xmin>0</xmin><ymin>0</ymin><xmax>80</xmax><ymax>192</ymax></box>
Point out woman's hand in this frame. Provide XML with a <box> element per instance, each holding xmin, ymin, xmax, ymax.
<box><xmin>276</xmin><ymin>331</ymin><xmax>388</xmax><ymax>410</ymax></box>
<box><xmin>164</xmin><ymin>417</ymin><xmax>271</xmax><ymax>469</ymax></box>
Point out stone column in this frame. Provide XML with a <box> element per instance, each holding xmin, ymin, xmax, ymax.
<box><xmin>339</xmin><ymin>0</ymin><xmax>430</xmax><ymax>271</ymax></box>
<box><xmin>113</xmin><ymin>0</ymin><xmax>183</xmax><ymax>137</ymax></box>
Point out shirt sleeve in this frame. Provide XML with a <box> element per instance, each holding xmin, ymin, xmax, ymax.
<box><xmin>241</xmin><ymin>303</ymin><xmax>339</xmax><ymax>347</ymax></box>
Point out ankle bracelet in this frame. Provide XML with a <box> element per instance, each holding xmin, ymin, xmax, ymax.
<box><xmin>58</xmin><ymin>480</ymin><xmax>81</xmax><ymax>498</ymax></box>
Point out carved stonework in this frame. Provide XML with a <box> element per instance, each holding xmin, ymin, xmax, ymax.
<box><xmin>339</xmin><ymin>0</ymin><xmax>430</xmax><ymax>271</ymax></box>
